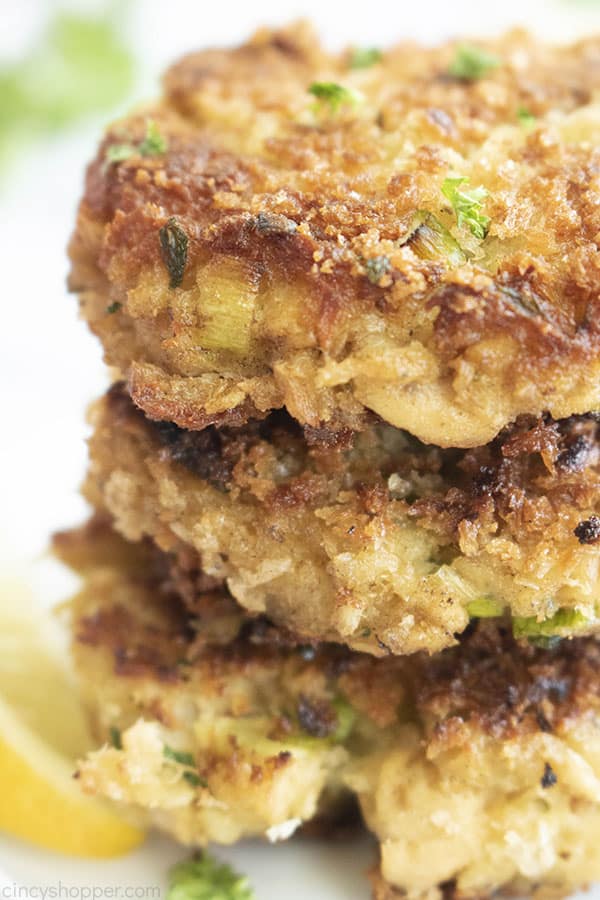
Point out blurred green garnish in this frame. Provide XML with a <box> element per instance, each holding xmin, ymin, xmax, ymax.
<box><xmin>167</xmin><ymin>853</ymin><xmax>255</xmax><ymax>900</ymax></box>
<box><xmin>0</xmin><ymin>5</ymin><xmax>134</xmax><ymax>166</ymax></box>
<box><xmin>349</xmin><ymin>47</ymin><xmax>382</xmax><ymax>69</ymax></box>
<box><xmin>105</xmin><ymin>119</ymin><xmax>168</xmax><ymax>165</ymax></box>
<box><xmin>517</xmin><ymin>107</ymin><xmax>536</xmax><ymax>128</ymax></box>
<box><xmin>441</xmin><ymin>176</ymin><xmax>491</xmax><ymax>240</ymax></box>
<box><xmin>448</xmin><ymin>44</ymin><xmax>501</xmax><ymax>81</ymax></box>
<box><xmin>309</xmin><ymin>81</ymin><xmax>363</xmax><ymax>116</ymax></box>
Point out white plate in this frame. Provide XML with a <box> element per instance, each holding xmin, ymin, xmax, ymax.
<box><xmin>2</xmin><ymin>1</ymin><xmax>600</xmax><ymax>896</ymax></box>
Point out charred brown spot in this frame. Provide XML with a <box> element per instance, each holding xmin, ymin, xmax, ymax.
<box><xmin>297</xmin><ymin>695</ymin><xmax>337</xmax><ymax>738</ymax></box>
<box><xmin>574</xmin><ymin>516</ymin><xmax>600</xmax><ymax>544</ymax></box>
<box><xmin>541</xmin><ymin>761</ymin><xmax>557</xmax><ymax>788</ymax></box>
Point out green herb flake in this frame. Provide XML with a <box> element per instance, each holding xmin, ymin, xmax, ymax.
<box><xmin>448</xmin><ymin>44</ymin><xmax>501</xmax><ymax>81</ymax></box>
<box><xmin>167</xmin><ymin>853</ymin><xmax>255</xmax><ymax>900</ymax></box>
<box><xmin>109</xmin><ymin>727</ymin><xmax>122</xmax><ymax>749</ymax></box>
<box><xmin>512</xmin><ymin>608</ymin><xmax>590</xmax><ymax>640</ymax></box>
<box><xmin>159</xmin><ymin>217</ymin><xmax>189</xmax><ymax>288</ymax></box>
<box><xmin>105</xmin><ymin>143</ymin><xmax>136</xmax><ymax>164</ymax></box>
<box><xmin>138</xmin><ymin>119</ymin><xmax>168</xmax><ymax>156</ymax></box>
<box><xmin>163</xmin><ymin>745</ymin><xmax>207</xmax><ymax>788</ymax></box>
<box><xmin>106</xmin><ymin>119</ymin><xmax>167</xmax><ymax>166</ymax></box>
<box><xmin>183</xmin><ymin>771</ymin><xmax>207</xmax><ymax>788</ymax></box>
<box><xmin>332</xmin><ymin>697</ymin><xmax>356</xmax><ymax>743</ymax></box>
<box><xmin>308</xmin><ymin>82</ymin><xmax>362</xmax><ymax>115</ymax></box>
<box><xmin>106</xmin><ymin>301</ymin><xmax>122</xmax><ymax>314</ymax></box>
<box><xmin>349</xmin><ymin>47</ymin><xmax>382</xmax><ymax>69</ymax></box>
<box><xmin>517</xmin><ymin>107</ymin><xmax>536</xmax><ymax>127</ymax></box>
<box><xmin>364</xmin><ymin>255</ymin><xmax>392</xmax><ymax>284</ymax></box>
<box><xmin>467</xmin><ymin>598</ymin><xmax>504</xmax><ymax>619</ymax></box>
<box><xmin>163</xmin><ymin>745</ymin><xmax>196</xmax><ymax>767</ymax></box>
<box><xmin>441</xmin><ymin>176</ymin><xmax>491</xmax><ymax>240</ymax></box>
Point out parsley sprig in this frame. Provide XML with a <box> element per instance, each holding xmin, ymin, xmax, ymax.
<box><xmin>308</xmin><ymin>82</ymin><xmax>362</xmax><ymax>116</ymax></box>
<box><xmin>105</xmin><ymin>119</ymin><xmax>168</xmax><ymax>165</ymax></box>
<box><xmin>441</xmin><ymin>176</ymin><xmax>491</xmax><ymax>240</ymax></box>
<box><xmin>167</xmin><ymin>854</ymin><xmax>255</xmax><ymax>900</ymax></box>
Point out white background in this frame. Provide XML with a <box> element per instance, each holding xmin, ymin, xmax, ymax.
<box><xmin>1</xmin><ymin>0</ymin><xmax>600</xmax><ymax>896</ymax></box>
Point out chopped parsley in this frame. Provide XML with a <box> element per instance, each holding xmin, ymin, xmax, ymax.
<box><xmin>517</xmin><ymin>107</ymin><xmax>536</xmax><ymax>127</ymax></box>
<box><xmin>441</xmin><ymin>176</ymin><xmax>491</xmax><ymax>240</ymax></box>
<box><xmin>448</xmin><ymin>44</ymin><xmax>501</xmax><ymax>81</ymax></box>
<box><xmin>109</xmin><ymin>727</ymin><xmax>122</xmax><ymax>749</ymax></box>
<box><xmin>163</xmin><ymin>745</ymin><xmax>207</xmax><ymax>788</ymax></box>
<box><xmin>167</xmin><ymin>853</ymin><xmax>255</xmax><ymax>900</ymax></box>
<box><xmin>349</xmin><ymin>47</ymin><xmax>382</xmax><ymax>69</ymax></box>
<box><xmin>159</xmin><ymin>217</ymin><xmax>189</xmax><ymax>288</ymax></box>
<box><xmin>183</xmin><ymin>771</ymin><xmax>205</xmax><ymax>787</ymax></box>
<box><xmin>139</xmin><ymin>119</ymin><xmax>168</xmax><ymax>156</ymax></box>
<box><xmin>105</xmin><ymin>119</ymin><xmax>168</xmax><ymax>165</ymax></box>
<box><xmin>106</xmin><ymin>301</ymin><xmax>122</xmax><ymax>314</ymax></box>
<box><xmin>364</xmin><ymin>255</ymin><xmax>391</xmax><ymax>284</ymax></box>
<box><xmin>466</xmin><ymin>598</ymin><xmax>504</xmax><ymax>619</ymax></box>
<box><xmin>105</xmin><ymin>142</ymin><xmax>136</xmax><ymax>164</ymax></box>
<box><xmin>308</xmin><ymin>82</ymin><xmax>362</xmax><ymax>115</ymax></box>
<box><xmin>163</xmin><ymin>746</ymin><xmax>196</xmax><ymax>767</ymax></box>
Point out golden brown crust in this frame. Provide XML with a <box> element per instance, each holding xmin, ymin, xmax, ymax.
<box><xmin>69</xmin><ymin>24</ymin><xmax>600</xmax><ymax>446</ymax></box>
<box><xmin>62</xmin><ymin>518</ymin><xmax>600</xmax><ymax>753</ymax></box>
<box><xmin>67</xmin><ymin>520</ymin><xmax>600</xmax><ymax>897</ymax></box>
<box><xmin>85</xmin><ymin>383</ymin><xmax>600</xmax><ymax>655</ymax></box>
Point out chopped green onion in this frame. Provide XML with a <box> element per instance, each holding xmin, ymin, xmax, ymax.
<box><xmin>467</xmin><ymin>598</ymin><xmax>504</xmax><ymax>619</ymax></box>
<box><xmin>400</xmin><ymin>211</ymin><xmax>466</xmax><ymax>265</ymax></box>
<box><xmin>513</xmin><ymin>608</ymin><xmax>590</xmax><ymax>639</ymax></box>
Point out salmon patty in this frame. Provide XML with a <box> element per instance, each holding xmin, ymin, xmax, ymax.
<box><xmin>59</xmin><ymin>518</ymin><xmax>600</xmax><ymax>899</ymax></box>
<box><xmin>84</xmin><ymin>383</ymin><xmax>600</xmax><ymax>656</ymax></box>
<box><xmin>68</xmin><ymin>23</ymin><xmax>600</xmax><ymax>447</ymax></box>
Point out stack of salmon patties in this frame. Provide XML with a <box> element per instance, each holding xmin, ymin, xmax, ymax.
<box><xmin>62</xmin><ymin>22</ymin><xmax>600</xmax><ymax>898</ymax></box>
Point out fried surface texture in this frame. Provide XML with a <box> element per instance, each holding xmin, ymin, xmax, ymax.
<box><xmin>84</xmin><ymin>384</ymin><xmax>600</xmax><ymax>656</ymax></box>
<box><xmin>68</xmin><ymin>23</ymin><xmax>600</xmax><ymax>446</ymax></box>
<box><xmin>61</xmin><ymin>519</ymin><xmax>600</xmax><ymax>898</ymax></box>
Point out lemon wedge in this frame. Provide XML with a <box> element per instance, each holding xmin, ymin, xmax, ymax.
<box><xmin>0</xmin><ymin>573</ymin><xmax>145</xmax><ymax>856</ymax></box>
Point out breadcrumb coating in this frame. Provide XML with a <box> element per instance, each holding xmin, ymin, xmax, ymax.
<box><xmin>84</xmin><ymin>384</ymin><xmax>600</xmax><ymax>655</ymax></box>
<box><xmin>60</xmin><ymin>519</ymin><xmax>600</xmax><ymax>898</ymax></box>
<box><xmin>69</xmin><ymin>23</ymin><xmax>600</xmax><ymax>447</ymax></box>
